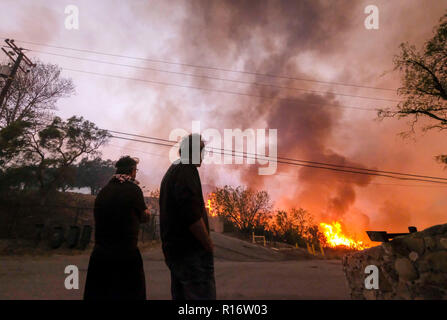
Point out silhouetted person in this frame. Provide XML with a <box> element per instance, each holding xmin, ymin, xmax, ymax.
<box><xmin>159</xmin><ymin>133</ymin><xmax>216</xmax><ymax>300</ymax></box>
<box><xmin>84</xmin><ymin>156</ymin><xmax>151</xmax><ymax>300</ymax></box>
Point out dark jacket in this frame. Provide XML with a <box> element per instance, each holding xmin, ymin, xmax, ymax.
<box><xmin>159</xmin><ymin>162</ymin><xmax>210</xmax><ymax>262</ymax></box>
<box><xmin>84</xmin><ymin>178</ymin><xmax>148</xmax><ymax>300</ymax></box>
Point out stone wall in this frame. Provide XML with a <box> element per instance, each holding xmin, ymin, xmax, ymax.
<box><xmin>342</xmin><ymin>223</ymin><xmax>447</xmax><ymax>300</ymax></box>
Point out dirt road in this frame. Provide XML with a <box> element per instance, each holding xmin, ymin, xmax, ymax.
<box><xmin>0</xmin><ymin>233</ymin><xmax>350</xmax><ymax>299</ymax></box>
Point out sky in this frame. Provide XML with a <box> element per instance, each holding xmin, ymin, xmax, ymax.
<box><xmin>1</xmin><ymin>0</ymin><xmax>447</xmax><ymax>238</ymax></box>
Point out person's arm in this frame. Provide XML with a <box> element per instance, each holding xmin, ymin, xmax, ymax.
<box><xmin>140</xmin><ymin>208</ymin><xmax>152</xmax><ymax>223</ymax></box>
<box><xmin>175</xmin><ymin>166</ymin><xmax>212</xmax><ymax>251</ymax></box>
<box><xmin>189</xmin><ymin>218</ymin><xmax>214</xmax><ymax>252</ymax></box>
<box><xmin>134</xmin><ymin>186</ymin><xmax>150</xmax><ymax>223</ymax></box>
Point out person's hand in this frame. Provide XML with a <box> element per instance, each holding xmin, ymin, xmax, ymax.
<box><xmin>141</xmin><ymin>208</ymin><xmax>152</xmax><ymax>223</ymax></box>
<box><xmin>204</xmin><ymin>237</ymin><xmax>214</xmax><ymax>253</ymax></box>
<box><xmin>189</xmin><ymin>218</ymin><xmax>214</xmax><ymax>252</ymax></box>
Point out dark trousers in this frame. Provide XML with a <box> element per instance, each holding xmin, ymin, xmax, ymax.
<box><xmin>166</xmin><ymin>250</ymin><xmax>216</xmax><ymax>300</ymax></box>
<box><xmin>84</xmin><ymin>247</ymin><xmax>146</xmax><ymax>300</ymax></box>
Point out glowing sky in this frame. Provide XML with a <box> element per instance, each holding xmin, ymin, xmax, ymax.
<box><xmin>1</xmin><ymin>0</ymin><xmax>447</xmax><ymax>233</ymax></box>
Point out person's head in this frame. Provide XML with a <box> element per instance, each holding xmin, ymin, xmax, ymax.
<box><xmin>115</xmin><ymin>156</ymin><xmax>139</xmax><ymax>179</ymax></box>
<box><xmin>178</xmin><ymin>133</ymin><xmax>205</xmax><ymax>167</ymax></box>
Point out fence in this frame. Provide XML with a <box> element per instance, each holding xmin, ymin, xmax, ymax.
<box><xmin>252</xmin><ymin>231</ymin><xmax>266</xmax><ymax>246</ymax></box>
<box><xmin>305</xmin><ymin>241</ymin><xmax>325</xmax><ymax>256</ymax></box>
<box><xmin>0</xmin><ymin>203</ymin><xmax>159</xmax><ymax>249</ymax></box>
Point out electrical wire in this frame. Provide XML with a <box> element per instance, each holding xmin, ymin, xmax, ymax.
<box><xmin>32</xmin><ymin>49</ymin><xmax>401</xmax><ymax>103</ymax></box>
<box><xmin>1</xmin><ymin>37</ymin><xmax>398</xmax><ymax>92</ymax></box>
<box><xmin>109</xmin><ymin>135</ymin><xmax>447</xmax><ymax>185</ymax></box>
<box><xmin>108</xmin><ymin>129</ymin><xmax>447</xmax><ymax>182</ymax></box>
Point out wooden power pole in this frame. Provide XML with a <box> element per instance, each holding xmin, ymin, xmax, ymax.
<box><xmin>0</xmin><ymin>39</ymin><xmax>35</xmax><ymax>107</ymax></box>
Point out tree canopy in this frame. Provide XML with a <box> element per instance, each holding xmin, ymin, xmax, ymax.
<box><xmin>378</xmin><ymin>13</ymin><xmax>447</xmax><ymax>165</ymax></box>
<box><xmin>19</xmin><ymin>116</ymin><xmax>110</xmax><ymax>193</ymax></box>
<box><xmin>0</xmin><ymin>62</ymin><xmax>74</xmax><ymax>167</ymax></box>
<box><xmin>0</xmin><ymin>61</ymin><xmax>74</xmax><ymax>129</ymax></box>
<box><xmin>0</xmin><ymin>60</ymin><xmax>111</xmax><ymax>197</ymax></box>
<box><xmin>76</xmin><ymin>157</ymin><xmax>115</xmax><ymax>195</ymax></box>
<box><xmin>213</xmin><ymin>185</ymin><xmax>272</xmax><ymax>232</ymax></box>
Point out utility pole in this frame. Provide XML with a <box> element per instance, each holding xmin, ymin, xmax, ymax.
<box><xmin>0</xmin><ymin>39</ymin><xmax>35</xmax><ymax>107</ymax></box>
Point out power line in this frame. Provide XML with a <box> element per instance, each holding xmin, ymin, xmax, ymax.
<box><xmin>107</xmin><ymin>142</ymin><xmax>447</xmax><ymax>188</ymax></box>
<box><xmin>3</xmin><ymin>37</ymin><xmax>398</xmax><ymax>92</ymax></box>
<box><xmin>107</xmin><ymin>143</ymin><xmax>166</xmax><ymax>158</ymax></box>
<box><xmin>36</xmin><ymin>118</ymin><xmax>447</xmax><ymax>185</ymax></box>
<box><xmin>113</xmin><ymin>134</ymin><xmax>447</xmax><ymax>184</ymax></box>
<box><xmin>110</xmin><ymin>136</ymin><xmax>175</xmax><ymax>149</ymax></box>
<box><xmin>108</xmin><ymin>129</ymin><xmax>447</xmax><ymax>182</ymax></box>
<box><xmin>6</xmin><ymin>39</ymin><xmax>442</xmax><ymax>185</ymax></box>
<box><xmin>274</xmin><ymin>172</ymin><xmax>447</xmax><ymax>188</ymax></box>
<box><xmin>61</xmin><ymin>67</ymin><xmax>379</xmax><ymax>112</ymax></box>
<box><xmin>32</xmin><ymin>49</ymin><xmax>401</xmax><ymax>104</ymax></box>
<box><xmin>109</xmin><ymin>140</ymin><xmax>447</xmax><ymax>188</ymax></box>
<box><xmin>33</xmin><ymin>121</ymin><xmax>447</xmax><ymax>183</ymax></box>
<box><xmin>109</xmin><ymin>135</ymin><xmax>447</xmax><ymax>185</ymax></box>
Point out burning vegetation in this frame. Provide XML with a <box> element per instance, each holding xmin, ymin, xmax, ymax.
<box><xmin>319</xmin><ymin>221</ymin><xmax>369</xmax><ymax>251</ymax></box>
<box><xmin>205</xmin><ymin>192</ymin><xmax>218</xmax><ymax>217</ymax></box>
<box><xmin>206</xmin><ymin>187</ymin><xmax>369</xmax><ymax>252</ymax></box>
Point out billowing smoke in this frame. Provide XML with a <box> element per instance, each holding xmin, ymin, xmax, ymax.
<box><xmin>7</xmin><ymin>0</ymin><xmax>446</xmax><ymax>234</ymax></box>
<box><xmin>265</xmin><ymin>93</ymin><xmax>372</xmax><ymax>225</ymax></box>
<box><xmin>102</xmin><ymin>1</ymin><xmax>446</xmax><ymax>234</ymax></box>
<box><xmin>170</xmin><ymin>0</ymin><xmax>372</xmax><ymax>225</ymax></box>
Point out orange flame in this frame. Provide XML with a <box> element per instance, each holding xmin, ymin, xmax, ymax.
<box><xmin>206</xmin><ymin>193</ymin><xmax>218</xmax><ymax>217</ymax></box>
<box><xmin>319</xmin><ymin>221</ymin><xmax>369</xmax><ymax>250</ymax></box>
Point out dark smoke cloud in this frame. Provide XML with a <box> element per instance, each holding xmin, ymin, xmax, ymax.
<box><xmin>375</xmin><ymin>200</ymin><xmax>413</xmax><ymax>229</ymax></box>
<box><xmin>174</xmin><ymin>0</ymin><xmax>362</xmax><ymax>124</ymax></box>
<box><xmin>266</xmin><ymin>94</ymin><xmax>372</xmax><ymax>221</ymax></box>
<box><xmin>6</xmin><ymin>0</ymin><xmax>445</xmax><ymax>235</ymax></box>
<box><xmin>84</xmin><ymin>1</ymin><xmax>447</xmax><ymax>235</ymax></box>
<box><xmin>169</xmin><ymin>0</ymin><xmax>372</xmax><ymax>223</ymax></box>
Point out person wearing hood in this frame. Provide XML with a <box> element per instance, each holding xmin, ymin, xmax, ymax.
<box><xmin>84</xmin><ymin>156</ymin><xmax>151</xmax><ymax>300</ymax></box>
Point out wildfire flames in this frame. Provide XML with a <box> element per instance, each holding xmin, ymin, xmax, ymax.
<box><xmin>206</xmin><ymin>193</ymin><xmax>218</xmax><ymax>217</ymax></box>
<box><xmin>319</xmin><ymin>221</ymin><xmax>369</xmax><ymax>250</ymax></box>
<box><xmin>205</xmin><ymin>192</ymin><xmax>368</xmax><ymax>251</ymax></box>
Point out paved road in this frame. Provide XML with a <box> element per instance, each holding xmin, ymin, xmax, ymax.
<box><xmin>0</xmin><ymin>233</ymin><xmax>350</xmax><ymax>300</ymax></box>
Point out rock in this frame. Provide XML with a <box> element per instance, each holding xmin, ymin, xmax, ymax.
<box><xmin>424</xmin><ymin>251</ymin><xmax>447</xmax><ymax>272</ymax></box>
<box><xmin>403</xmin><ymin>237</ymin><xmax>425</xmax><ymax>255</ymax></box>
<box><xmin>382</xmin><ymin>242</ymin><xmax>393</xmax><ymax>255</ymax></box>
<box><xmin>381</xmin><ymin>263</ymin><xmax>399</xmax><ymax>282</ymax></box>
<box><xmin>424</xmin><ymin>237</ymin><xmax>437</xmax><ymax>252</ymax></box>
<box><xmin>412</xmin><ymin>285</ymin><xmax>444</xmax><ymax>300</ymax></box>
<box><xmin>363</xmin><ymin>289</ymin><xmax>377</xmax><ymax>300</ymax></box>
<box><xmin>342</xmin><ymin>222</ymin><xmax>447</xmax><ymax>300</ymax></box>
<box><xmin>368</xmin><ymin>246</ymin><xmax>384</xmax><ymax>260</ymax></box>
<box><xmin>378</xmin><ymin>269</ymin><xmax>393</xmax><ymax>292</ymax></box>
<box><xmin>415</xmin><ymin>259</ymin><xmax>431</xmax><ymax>273</ymax></box>
<box><xmin>439</xmin><ymin>238</ymin><xmax>447</xmax><ymax>249</ymax></box>
<box><xmin>395</xmin><ymin>281</ymin><xmax>412</xmax><ymax>300</ymax></box>
<box><xmin>409</xmin><ymin>251</ymin><xmax>419</xmax><ymax>262</ymax></box>
<box><xmin>419</xmin><ymin>272</ymin><xmax>447</xmax><ymax>286</ymax></box>
<box><xmin>382</xmin><ymin>292</ymin><xmax>395</xmax><ymax>300</ymax></box>
<box><xmin>391</xmin><ymin>237</ymin><xmax>410</xmax><ymax>256</ymax></box>
<box><xmin>351</xmin><ymin>289</ymin><xmax>365</xmax><ymax>300</ymax></box>
<box><xmin>395</xmin><ymin>258</ymin><xmax>418</xmax><ymax>281</ymax></box>
<box><xmin>422</xmin><ymin>224</ymin><xmax>447</xmax><ymax>236</ymax></box>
